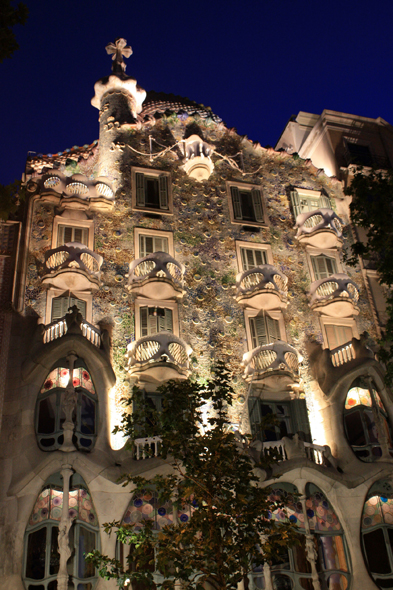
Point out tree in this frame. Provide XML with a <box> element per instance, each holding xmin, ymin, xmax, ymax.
<box><xmin>0</xmin><ymin>0</ymin><xmax>28</xmax><ymax>63</ymax></box>
<box><xmin>87</xmin><ymin>363</ymin><xmax>298</xmax><ymax>590</ymax></box>
<box><xmin>345</xmin><ymin>167</ymin><xmax>393</xmax><ymax>384</ymax></box>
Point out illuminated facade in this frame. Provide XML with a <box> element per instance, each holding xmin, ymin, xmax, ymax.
<box><xmin>0</xmin><ymin>38</ymin><xmax>392</xmax><ymax>590</ymax></box>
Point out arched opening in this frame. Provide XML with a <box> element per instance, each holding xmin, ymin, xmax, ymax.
<box><xmin>23</xmin><ymin>471</ymin><xmax>99</xmax><ymax>589</ymax></box>
<box><xmin>344</xmin><ymin>377</ymin><xmax>393</xmax><ymax>462</ymax></box>
<box><xmin>36</xmin><ymin>357</ymin><xmax>97</xmax><ymax>452</ymax></box>
<box><xmin>362</xmin><ymin>478</ymin><xmax>393</xmax><ymax>589</ymax></box>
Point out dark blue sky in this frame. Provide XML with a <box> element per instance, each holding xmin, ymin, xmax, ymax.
<box><xmin>1</xmin><ymin>0</ymin><xmax>393</xmax><ymax>185</ymax></box>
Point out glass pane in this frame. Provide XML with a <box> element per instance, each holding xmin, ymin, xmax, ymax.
<box><xmin>363</xmin><ymin>528</ymin><xmax>391</xmax><ymax>574</ymax></box>
<box><xmin>27</xmin><ymin>586</ymin><xmax>45</xmax><ymax>590</ymax></box>
<box><xmin>74</xmin><ymin>367</ymin><xmax>95</xmax><ymax>394</ymax></box>
<box><xmin>299</xmin><ymin>579</ymin><xmax>314</xmax><ymax>590</ymax></box>
<box><xmin>327</xmin><ymin>573</ymin><xmax>348</xmax><ymax>589</ymax></box>
<box><xmin>345</xmin><ymin>386</ymin><xmax>372</xmax><ymax>409</ymax></box>
<box><xmin>252</xmin><ymin>575</ymin><xmax>265</xmax><ymax>589</ymax></box>
<box><xmin>364</xmin><ymin>411</ymin><xmax>379</xmax><ymax>443</ymax></box>
<box><xmin>77</xmin><ymin>584</ymin><xmax>93</xmax><ymax>590</ymax></box>
<box><xmin>49</xmin><ymin>526</ymin><xmax>60</xmax><ymax>575</ymax></box>
<box><xmin>40</xmin><ymin>367</ymin><xmax>69</xmax><ymax>393</ymax></box>
<box><xmin>344</xmin><ymin>411</ymin><xmax>366</xmax><ymax>446</ymax></box>
<box><xmin>374</xmin><ymin>579</ymin><xmax>393</xmax><ymax>588</ymax></box>
<box><xmin>25</xmin><ymin>527</ymin><xmax>47</xmax><ymax>579</ymax></box>
<box><xmin>240</xmin><ymin>191</ymin><xmax>255</xmax><ymax>221</ymax></box>
<box><xmin>48</xmin><ymin>582</ymin><xmax>58</xmax><ymax>590</ymax></box>
<box><xmin>80</xmin><ymin>395</ymin><xmax>96</xmax><ymax>435</ymax></box>
<box><xmin>145</xmin><ymin>178</ymin><xmax>159</xmax><ymax>207</ymax></box>
<box><xmin>272</xmin><ymin>574</ymin><xmax>293</xmax><ymax>589</ymax></box>
<box><xmin>50</xmin><ymin>487</ymin><xmax>64</xmax><ymax>521</ymax></box>
<box><xmin>29</xmin><ymin>487</ymin><xmax>50</xmax><ymax>526</ymax></box>
<box><xmin>78</xmin><ymin>526</ymin><xmax>96</xmax><ymax>578</ymax></box>
<box><xmin>293</xmin><ymin>536</ymin><xmax>312</xmax><ymax>573</ymax></box>
<box><xmin>37</xmin><ymin>395</ymin><xmax>57</xmax><ymax>434</ymax></box>
<box><xmin>319</xmin><ymin>536</ymin><xmax>348</xmax><ymax>572</ymax></box>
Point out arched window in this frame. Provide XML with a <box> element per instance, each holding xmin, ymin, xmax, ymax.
<box><xmin>36</xmin><ymin>357</ymin><xmax>97</xmax><ymax>451</ymax></box>
<box><xmin>23</xmin><ymin>472</ymin><xmax>99</xmax><ymax>590</ymax></box>
<box><xmin>344</xmin><ymin>377</ymin><xmax>393</xmax><ymax>462</ymax></box>
<box><xmin>251</xmin><ymin>484</ymin><xmax>350</xmax><ymax>590</ymax></box>
<box><xmin>362</xmin><ymin>479</ymin><xmax>393</xmax><ymax>589</ymax></box>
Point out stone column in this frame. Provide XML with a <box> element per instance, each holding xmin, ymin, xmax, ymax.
<box><xmin>300</xmin><ymin>495</ymin><xmax>321</xmax><ymax>590</ymax></box>
<box><xmin>57</xmin><ymin>465</ymin><xmax>73</xmax><ymax>590</ymax></box>
<box><xmin>60</xmin><ymin>352</ymin><xmax>78</xmax><ymax>452</ymax></box>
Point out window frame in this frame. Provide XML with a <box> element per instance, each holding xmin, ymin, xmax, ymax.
<box><xmin>290</xmin><ymin>187</ymin><xmax>332</xmax><ymax>218</ymax></box>
<box><xmin>135</xmin><ymin>298</ymin><xmax>179</xmax><ymax>340</ymax></box>
<box><xmin>45</xmin><ymin>289</ymin><xmax>92</xmax><ymax>325</ymax></box>
<box><xmin>52</xmin><ymin>215</ymin><xmax>94</xmax><ymax>250</ymax></box>
<box><xmin>132</xmin><ymin>167</ymin><xmax>173</xmax><ymax>215</ymax></box>
<box><xmin>134</xmin><ymin>227</ymin><xmax>174</xmax><ymax>258</ymax></box>
<box><xmin>235</xmin><ymin>240</ymin><xmax>273</xmax><ymax>272</ymax></box>
<box><xmin>306</xmin><ymin>247</ymin><xmax>342</xmax><ymax>282</ymax></box>
<box><xmin>226</xmin><ymin>181</ymin><xmax>268</xmax><ymax>227</ymax></box>
<box><xmin>320</xmin><ymin>316</ymin><xmax>359</xmax><ymax>350</ymax></box>
<box><xmin>244</xmin><ymin>309</ymin><xmax>285</xmax><ymax>351</ymax></box>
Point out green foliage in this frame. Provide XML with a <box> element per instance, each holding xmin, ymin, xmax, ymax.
<box><xmin>88</xmin><ymin>363</ymin><xmax>298</xmax><ymax>590</ymax></box>
<box><xmin>345</xmin><ymin>168</ymin><xmax>393</xmax><ymax>384</ymax></box>
<box><xmin>0</xmin><ymin>0</ymin><xmax>28</xmax><ymax>62</ymax></box>
<box><xmin>0</xmin><ymin>180</ymin><xmax>24</xmax><ymax>220</ymax></box>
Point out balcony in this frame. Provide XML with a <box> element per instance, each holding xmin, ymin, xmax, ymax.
<box><xmin>295</xmin><ymin>208</ymin><xmax>343</xmax><ymax>248</ymax></box>
<box><xmin>42</xmin><ymin>243</ymin><xmax>103</xmax><ymax>290</ymax></box>
<box><xmin>43</xmin><ymin>310</ymin><xmax>101</xmax><ymax>348</ymax></box>
<box><xmin>309</xmin><ymin>274</ymin><xmax>360</xmax><ymax>317</ymax></box>
<box><xmin>128</xmin><ymin>252</ymin><xmax>185</xmax><ymax>300</ymax></box>
<box><xmin>261</xmin><ymin>439</ymin><xmax>336</xmax><ymax>469</ymax></box>
<box><xmin>126</xmin><ymin>333</ymin><xmax>192</xmax><ymax>383</ymax></box>
<box><xmin>235</xmin><ymin>264</ymin><xmax>288</xmax><ymax>309</ymax></box>
<box><xmin>242</xmin><ymin>340</ymin><xmax>301</xmax><ymax>392</ymax></box>
<box><xmin>134</xmin><ymin>436</ymin><xmax>162</xmax><ymax>460</ymax></box>
<box><xmin>39</xmin><ymin>172</ymin><xmax>115</xmax><ymax>210</ymax></box>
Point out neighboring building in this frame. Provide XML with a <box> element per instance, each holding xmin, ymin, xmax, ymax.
<box><xmin>1</xmin><ymin>39</ymin><xmax>393</xmax><ymax>590</ymax></box>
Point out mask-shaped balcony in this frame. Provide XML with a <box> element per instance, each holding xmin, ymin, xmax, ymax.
<box><xmin>126</xmin><ymin>332</ymin><xmax>192</xmax><ymax>383</ymax></box>
<box><xmin>128</xmin><ymin>252</ymin><xmax>186</xmax><ymax>300</ymax></box>
<box><xmin>295</xmin><ymin>208</ymin><xmax>343</xmax><ymax>249</ymax></box>
<box><xmin>242</xmin><ymin>340</ymin><xmax>301</xmax><ymax>392</ymax></box>
<box><xmin>235</xmin><ymin>265</ymin><xmax>288</xmax><ymax>310</ymax></box>
<box><xmin>42</xmin><ymin>242</ymin><xmax>103</xmax><ymax>290</ymax></box>
<box><xmin>309</xmin><ymin>274</ymin><xmax>360</xmax><ymax>317</ymax></box>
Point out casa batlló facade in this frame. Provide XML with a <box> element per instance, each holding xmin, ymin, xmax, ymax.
<box><xmin>0</xmin><ymin>38</ymin><xmax>393</xmax><ymax>590</ymax></box>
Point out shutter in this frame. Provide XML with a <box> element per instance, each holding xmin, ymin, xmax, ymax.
<box><xmin>57</xmin><ymin>226</ymin><xmax>65</xmax><ymax>246</ymax></box>
<box><xmin>312</xmin><ymin>256</ymin><xmax>328</xmax><ymax>280</ymax></box>
<box><xmin>248</xmin><ymin>397</ymin><xmax>262</xmax><ymax>437</ymax></box>
<box><xmin>74</xmin><ymin>228</ymin><xmax>83</xmax><ymax>243</ymax></box>
<box><xmin>250</xmin><ymin>316</ymin><xmax>268</xmax><ymax>348</ymax></box>
<box><xmin>251</xmin><ymin>188</ymin><xmax>264</xmax><ymax>222</ymax></box>
<box><xmin>140</xmin><ymin>307</ymin><xmax>148</xmax><ymax>337</ymax></box>
<box><xmin>241</xmin><ymin>248</ymin><xmax>249</xmax><ymax>271</ymax></box>
<box><xmin>164</xmin><ymin>309</ymin><xmax>173</xmax><ymax>332</ymax></box>
<box><xmin>266</xmin><ymin>315</ymin><xmax>280</xmax><ymax>342</ymax></box>
<box><xmin>326</xmin><ymin>257</ymin><xmax>337</xmax><ymax>276</ymax></box>
<box><xmin>136</xmin><ymin>173</ymin><xmax>145</xmax><ymax>207</ymax></box>
<box><xmin>69</xmin><ymin>297</ymin><xmax>86</xmax><ymax>318</ymax></box>
<box><xmin>325</xmin><ymin>325</ymin><xmax>338</xmax><ymax>349</ymax></box>
<box><xmin>255</xmin><ymin>249</ymin><xmax>266</xmax><ymax>266</ymax></box>
<box><xmin>159</xmin><ymin>175</ymin><xmax>169</xmax><ymax>210</ymax></box>
<box><xmin>291</xmin><ymin>399</ymin><xmax>312</xmax><ymax>442</ymax></box>
<box><xmin>148</xmin><ymin>308</ymin><xmax>158</xmax><ymax>335</ymax></box>
<box><xmin>320</xmin><ymin>194</ymin><xmax>332</xmax><ymax>209</ymax></box>
<box><xmin>290</xmin><ymin>190</ymin><xmax>301</xmax><ymax>218</ymax></box>
<box><xmin>52</xmin><ymin>297</ymin><xmax>65</xmax><ymax>321</ymax></box>
<box><xmin>154</xmin><ymin>237</ymin><xmax>168</xmax><ymax>253</ymax></box>
<box><xmin>145</xmin><ymin>236</ymin><xmax>154</xmax><ymax>256</ymax></box>
<box><xmin>231</xmin><ymin>186</ymin><xmax>242</xmax><ymax>220</ymax></box>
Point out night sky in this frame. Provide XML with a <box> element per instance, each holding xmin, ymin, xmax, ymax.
<box><xmin>1</xmin><ymin>0</ymin><xmax>393</xmax><ymax>185</ymax></box>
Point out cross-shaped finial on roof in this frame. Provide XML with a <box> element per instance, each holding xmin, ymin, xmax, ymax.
<box><xmin>105</xmin><ymin>38</ymin><xmax>133</xmax><ymax>74</ymax></box>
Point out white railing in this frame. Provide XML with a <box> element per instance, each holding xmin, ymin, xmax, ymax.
<box><xmin>261</xmin><ymin>439</ymin><xmax>328</xmax><ymax>467</ymax></box>
<box><xmin>242</xmin><ymin>341</ymin><xmax>300</xmax><ymax>380</ymax></box>
<box><xmin>330</xmin><ymin>341</ymin><xmax>356</xmax><ymax>367</ymax></box>
<box><xmin>261</xmin><ymin>440</ymin><xmax>287</xmax><ymax>459</ymax></box>
<box><xmin>304</xmin><ymin>442</ymin><xmax>326</xmax><ymax>465</ymax></box>
<box><xmin>134</xmin><ymin>436</ymin><xmax>162</xmax><ymax>460</ymax></box>
<box><xmin>43</xmin><ymin>316</ymin><xmax>101</xmax><ymax>348</ymax></box>
<box><xmin>44</xmin><ymin>243</ymin><xmax>103</xmax><ymax>276</ymax></box>
<box><xmin>295</xmin><ymin>208</ymin><xmax>343</xmax><ymax>238</ymax></box>
<box><xmin>309</xmin><ymin>274</ymin><xmax>360</xmax><ymax>306</ymax></box>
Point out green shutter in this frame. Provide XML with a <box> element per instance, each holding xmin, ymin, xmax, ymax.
<box><xmin>251</xmin><ymin>188</ymin><xmax>264</xmax><ymax>222</ymax></box>
<box><xmin>250</xmin><ymin>316</ymin><xmax>268</xmax><ymax>348</ymax></box>
<box><xmin>136</xmin><ymin>173</ymin><xmax>145</xmax><ymax>207</ymax></box>
<box><xmin>160</xmin><ymin>308</ymin><xmax>173</xmax><ymax>333</ymax></box>
<box><xmin>64</xmin><ymin>226</ymin><xmax>73</xmax><ymax>243</ymax></box>
<box><xmin>155</xmin><ymin>237</ymin><xmax>168</xmax><ymax>253</ymax></box>
<box><xmin>266</xmin><ymin>315</ymin><xmax>280</xmax><ymax>342</ymax></box>
<box><xmin>159</xmin><ymin>176</ymin><xmax>169</xmax><ymax>210</ymax></box>
<box><xmin>320</xmin><ymin>194</ymin><xmax>332</xmax><ymax>209</ymax></box>
<box><xmin>290</xmin><ymin>190</ymin><xmax>301</xmax><ymax>218</ymax></box>
<box><xmin>148</xmin><ymin>308</ymin><xmax>158</xmax><ymax>335</ymax></box>
<box><xmin>231</xmin><ymin>186</ymin><xmax>242</xmax><ymax>220</ymax></box>
<box><xmin>311</xmin><ymin>255</ymin><xmax>337</xmax><ymax>280</ymax></box>
<box><xmin>70</xmin><ymin>297</ymin><xmax>86</xmax><ymax>318</ymax></box>
<box><xmin>255</xmin><ymin>249</ymin><xmax>266</xmax><ymax>266</ymax></box>
<box><xmin>248</xmin><ymin>397</ymin><xmax>262</xmax><ymax>437</ymax></box>
<box><xmin>52</xmin><ymin>297</ymin><xmax>65</xmax><ymax>321</ymax></box>
<box><xmin>140</xmin><ymin>307</ymin><xmax>148</xmax><ymax>336</ymax></box>
<box><xmin>290</xmin><ymin>399</ymin><xmax>311</xmax><ymax>442</ymax></box>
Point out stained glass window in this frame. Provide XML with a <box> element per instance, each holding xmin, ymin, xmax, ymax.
<box><xmin>252</xmin><ymin>484</ymin><xmax>349</xmax><ymax>590</ymax></box>
<box><xmin>344</xmin><ymin>378</ymin><xmax>392</xmax><ymax>462</ymax></box>
<box><xmin>36</xmin><ymin>358</ymin><xmax>97</xmax><ymax>452</ymax></box>
<box><xmin>24</xmin><ymin>473</ymin><xmax>98</xmax><ymax>590</ymax></box>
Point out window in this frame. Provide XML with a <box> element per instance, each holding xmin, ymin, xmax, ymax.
<box><xmin>362</xmin><ymin>480</ymin><xmax>393</xmax><ymax>589</ymax></box>
<box><xmin>251</xmin><ymin>484</ymin><xmax>350</xmax><ymax>590</ymax></box>
<box><xmin>325</xmin><ymin>324</ymin><xmax>353</xmax><ymax>349</ymax></box>
<box><xmin>311</xmin><ymin>254</ymin><xmax>337</xmax><ymax>280</ymax></box>
<box><xmin>140</xmin><ymin>306</ymin><xmax>173</xmax><ymax>336</ymax></box>
<box><xmin>57</xmin><ymin>224</ymin><xmax>89</xmax><ymax>246</ymax></box>
<box><xmin>240</xmin><ymin>247</ymin><xmax>267</xmax><ymax>271</ymax></box>
<box><xmin>24</xmin><ymin>472</ymin><xmax>98</xmax><ymax>590</ymax></box>
<box><xmin>132</xmin><ymin>168</ymin><xmax>172</xmax><ymax>213</ymax></box>
<box><xmin>227</xmin><ymin>182</ymin><xmax>267</xmax><ymax>225</ymax></box>
<box><xmin>249</xmin><ymin>314</ymin><xmax>281</xmax><ymax>348</ymax></box>
<box><xmin>51</xmin><ymin>295</ymin><xmax>87</xmax><ymax>321</ymax></box>
<box><xmin>248</xmin><ymin>398</ymin><xmax>311</xmax><ymax>443</ymax></box>
<box><xmin>36</xmin><ymin>358</ymin><xmax>97</xmax><ymax>451</ymax></box>
<box><xmin>290</xmin><ymin>189</ymin><xmax>331</xmax><ymax>217</ymax></box>
<box><xmin>345</xmin><ymin>140</ymin><xmax>373</xmax><ymax>167</ymax></box>
<box><xmin>344</xmin><ymin>377</ymin><xmax>393</xmax><ymax>462</ymax></box>
<box><xmin>139</xmin><ymin>234</ymin><xmax>169</xmax><ymax>257</ymax></box>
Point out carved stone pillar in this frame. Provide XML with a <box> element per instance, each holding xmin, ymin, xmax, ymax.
<box><xmin>57</xmin><ymin>465</ymin><xmax>73</xmax><ymax>590</ymax></box>
<box><xmin>263</xmin><ymin>562</ymin><xmax>274</xmax><ymax>590</ymax></box>
<box><xmin>60</xmin><ymin>352</ymin><xmax>78</xmax><ymax>452</ymax></box>
<box><xmin>300</xmin><ymin>495</ymin><xmax>321</xmax><ymax>590</ymax></box>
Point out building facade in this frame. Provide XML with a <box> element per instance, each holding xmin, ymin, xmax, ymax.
<box><xmin>1</xmin><ymin>39</ymin><xmax>393</xmax><ymax>590</ymax></box>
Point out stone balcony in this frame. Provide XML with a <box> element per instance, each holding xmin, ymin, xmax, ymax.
<box><xmin>128</xmin><ymin>252</ymin><xmax>185</xmax><ymax>300</ymax></box>
<box><xmin>36</xmin><ymin>172</ymin><xmax>115</xmax><ymax>211</ymax></box>
<box><xmin>242</xmin><ymin>340</ymin><xmax>301</xmax><ymax>392</ymax></box>
<box><xmin>126</xmin><ymin>332</ymin><xmax>192</xmax><ymax>383</ymax></box>
<box><xmin>295</xmin><ymin>208</ymin><xmax>343</xmax><ymax>248</ymax></box>
<box><xmin>309</xmin><ymin>273</ymin><xmax>360</xmax><ymax>317</ymax></box>
<box><xmin>42</xmin><ymin>306</ymin><xmax>101</xmax><ymax>348</ymax></box>
<box><xmin>42</xmin><ymin>242</ymin><xmax>103</xmax><ymax>290</ymax></box>
<box><xmin>235</xmin><ymin>264</ymin><xmax>288</xmax><ymax>309</ymax></box>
